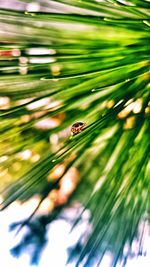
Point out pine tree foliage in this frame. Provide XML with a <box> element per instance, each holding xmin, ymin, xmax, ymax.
<box><xmin>0</xmin><ymin>0</ymin><xmax>150</xmax><ymax>266</ymax></box>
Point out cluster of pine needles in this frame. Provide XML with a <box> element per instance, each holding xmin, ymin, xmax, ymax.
<box><xmin>0</xmin><ymin>0</ymin><xmax>150</xmax><ymax>266</ymax></box>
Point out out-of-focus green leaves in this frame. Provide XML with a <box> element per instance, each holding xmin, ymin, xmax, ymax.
<box><xmin>0</xmin><ymin>0</ymin><xmax>150</xmax><ymax>266</ymax></box>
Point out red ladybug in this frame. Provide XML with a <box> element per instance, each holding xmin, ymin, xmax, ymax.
<box><xmin>71</xmin><ymin>122</ymin><xmax>86</xmax><ymax>135</ymax></box>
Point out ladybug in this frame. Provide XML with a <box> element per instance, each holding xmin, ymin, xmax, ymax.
<box><xmin>71</xmin><ymin>122</ymin><xmax>86</xmax><ymax>136</ymax></box>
